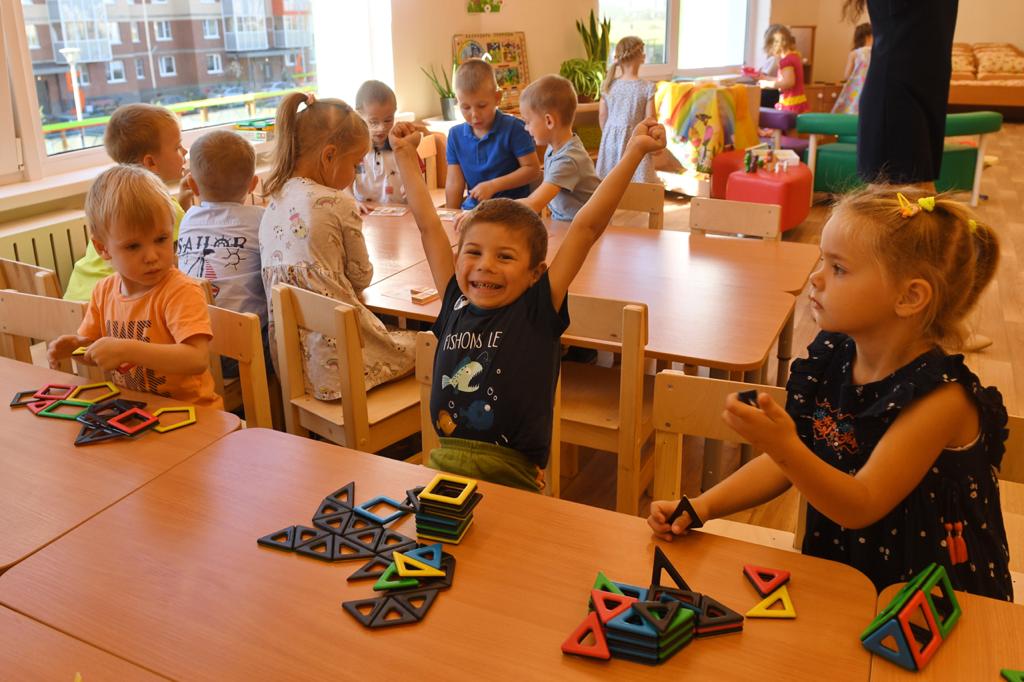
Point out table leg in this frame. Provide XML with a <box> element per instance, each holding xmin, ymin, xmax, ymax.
<box><xmin>776</xmin><ymin>311</ymin><xmax>794</xmax><ymax>386</ymax></box>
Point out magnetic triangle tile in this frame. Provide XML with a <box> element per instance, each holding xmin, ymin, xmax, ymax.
<box><xmin>1001</xmin><ymin>670</ymin><xmax>1024</xmax><ymax>682</ymax></box>
<box><xmin>592</xmin><ymin>571</ymin><xmax>624</xmax><ymax>596</ymax></box>
<box><xmin>743</xmin><ymin>564</ymin><xmax>791</xmax><ymax>597</ymax></box>
<box><xmin>394</xmin><ymin>554</ymin><xmax>456</xmax><ymax>593</ymax></box>
<box><xmin>612</xmin><ymin>582</ymin><xmax>648</xmax><ymax>602</ymax></box>
<box><xmin>405</xmin><ymin>486</ymin><xmax>424</xmax><ymax>512</ymax></box>
<box><xmin>344</xmin><ymin>527</ymin><xmax>384</xmax><ymax>553</ymax></box>
<box><xmin>607</xmin><ymin>607</ymin><xmax>659</xmax><ymax>640</ymax></box>
<box><xmin>369</xmin><ymin>598</ymin><xmax>418</xmax><ymax>628</ymax></box>
<box><xmin>374</xmin><ymin>529</ymin><xmax>417</xmax><ymax>553</ymax></box>
<box><xmin>897</xmin><ymin>590</ymin><xmax>943</xmax><ymax>671</ymax></box>
<box><xmin>861</xmin><ymin>617</ymin><xmax>917</xmax><ymax>671</ymax></box>
<box><xmin>324</xmin><ymin>482</ymin><xmax>355</xmax><ymax>508</ymax></box>
<box><xmin>634</xmin><ymin>599</ymin><xmax>681</xmax><ymax>634</ymax></box>
<box><xmin>313</xmin><ymin>511</ymin><xmax>352</xmax><ymax>535</ymax></box>
<box><xmin>343</xmin><ymin>514</ymin><xmax>382</xmax><ymax>535</ymax></box>
<box><xmin>561</xmin><ymin>611</ymin><xmax>611</xmax><ymax>660</ymax></box>
<box><xmin>651</xmin><ymin>587</ymin><xmax>704</xmax><ymax>613</ymax></box>
<box><xmin>332</xmin><ymin>535</ymin><xmax>378</xmax><ymax>561</ymax></box>
<box><xmin>392</xmin><ymin>551</ymin><xmax>446</xmax><ymax>578</ymax></box>
<box><xmin>74</xmin><ymin>423</ymin><xmax>126</xmax><ymax>446</ymax></box>
<box><xmin>404</xmin><ymin>543</ymin><xmax>443</xmax><ymax>569</ymax></box>
<box><xmin>27</xmin><ymin>399</ymin><xmax>56</xmax><ymax>415</ymax></box>
<box><xmin>746</xmin><ymin>584</ymin><xmax>796</xmax><ymax>619</ymax></box>
<box><xmin>651</xmin><ymin>546</ymin><xmax>690</xmax><ymax>592</ymax></box>
<box><xmin>292</xmin><ymin>525</ymin><xmax>330</xmax><ymax>548</ymax></box>
<box><xmin>257</xmin><ymin>526</ymin><xmax>298</xmax><ymax>551</ymax></box>
<box><xmin>605</xmin><ymin>630</ymin><xmax>659</xmax><ymax>651</ymax></box>
<box><xmin>295</xmin><ymin>534</ymin><xmax>344</xmax><ymax>561</ymax></box>
<box><xmin>373</xmin><ymin>563</ymin><xmax>419</xmax><ymax>591</ymax></box>
<box><xmin>390</xmin><ymin>589</ymin><xmax>439</xmax><ymax>621</ymax></box>
<box><xmin>342</xmin><ymin>595</ymin><xmax>387</xmax><ymax>627</ymax></box>
<box><xmin>347</xmin><ymin>555</ymin><xmax>394</xmax><ymax>582</ymax></box>
<box><xmin>591</xmin><ymin>589</ymin><xmax>637</xmax><ymax>624</ymax></box>
<box><xmin>697</xmin><ymin>595</ymin><xmax>744</xmax><ymax>630</ymax></box>
<box><xmin>863</xmin><ymin>565</ymin><xmax>937</xmax><ymax>640</ymax></box>
<box><xmin>313</xmin><ymin>498</ymin><xmax>351</xmax><ymax>520</ymax></box>
<box><xmin>376</xmin><ymin>540</ymin><xmax>419</xmax><ymax>561</ymax></box>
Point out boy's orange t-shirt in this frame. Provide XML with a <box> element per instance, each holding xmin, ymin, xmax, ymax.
<box><xmin>79</xmin><ymin>268</ymin><xmax>222</xmax><ymax>409</ymax></box>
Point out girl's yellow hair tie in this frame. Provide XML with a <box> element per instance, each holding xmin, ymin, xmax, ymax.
<box><xmin>896</xmin><ymin>192</ymin><xmax>935</xmax><ymax>217</ymax></box>
<box><xmin>917</xmin><ymin>196</ymin><xmax>936</xmax><ymax>212</ymax></box>
<box><xmin>968</xmin><ymin>219</ymin><xmax>978</xmax><ymax>234</ymax></box>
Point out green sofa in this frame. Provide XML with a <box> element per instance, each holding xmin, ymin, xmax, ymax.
<box><xmin>796</xmin><ymin>111</ymin><xmax>1003</xmax><ymax>205</ymax></box>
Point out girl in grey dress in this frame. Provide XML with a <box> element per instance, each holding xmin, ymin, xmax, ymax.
<box><xmin>597</xmin><ymin>36</ymin><xmax>657</xmax><ymax>183</ymax></box>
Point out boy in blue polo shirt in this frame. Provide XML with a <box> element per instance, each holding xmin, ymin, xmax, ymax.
<box><xmin>445</xmin><ymin>59</ymin><xmax>541</xmax><ymax>210</ymax></box>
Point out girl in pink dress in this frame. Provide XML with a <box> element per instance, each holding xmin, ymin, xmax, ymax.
<box><xmin>760</xmin><ymin>25</ymin><xmax>808</xmax><ymax>114</ymax></box>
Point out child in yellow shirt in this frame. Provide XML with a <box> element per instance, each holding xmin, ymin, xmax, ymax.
<box><xmin>63</xmin><ymin>103</ymin><xmax>188</xmax><ymax>301</ymax></box>
<box><xmin>49</xmin><ymin>166</ymin><xmax>221</xmax><ymax>408</ymax></box>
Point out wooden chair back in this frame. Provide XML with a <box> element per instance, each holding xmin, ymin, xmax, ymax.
<box><xmin>0</xmin><ymin>258</ymin><xmax>62</xmax><ymax>297</ymax></box>
<box><xmin>617</xmin><ymin>182</ymin><xmax>665</xmax><ymax>229</ymax></box>
<box><xmin>415</xmin><ymin>331</ymin><xmax>562</xmax><ymax>495</ymax></box>
<box><xmin>1003</xmin><ymin>414</ymin><xmax>1023</xmax><ymax>484</ymax></box>
<box><xmin>652</xmin><ymin>371</ymin><xmax>805</xmax><ymax>546</ymax></box>
<box><xmin>207</xmin><ymin>305</ymin><xmax>273</xmax><ymax>429</ymax></box>
<box><xmin>689</xmin><ymin>197</ymin><xmax>782</xmax><ymax>240</ymax></box>
<box><xmin>559</xmin><ymin>294</ymin><xmax>649</xmax><ymax>512</ymax></box>
<box><xmin>417</xmin><ymin>133</ymin><xmax>442</xmax><ymax>190</ymax></box>
<box><xmin>0</xmin><ymin>289</ymin><xmax>87</xmax><ymax>374</ymax></box>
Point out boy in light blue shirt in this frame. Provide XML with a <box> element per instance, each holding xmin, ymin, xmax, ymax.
<box><xmin>517</xmin><ymin>75</ymin><xmax>600</xmax><ymax>222</ymax></box>
<box><xmin>445</xmin><ymin>59</ymin><xmax>540</xmax><ymax>210</ymax></box>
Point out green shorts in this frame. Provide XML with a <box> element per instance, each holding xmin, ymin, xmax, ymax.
<box><xmin>428</xmin><ymin>437</ymin><xmax>541</xmax><ymax>493</ymax></box>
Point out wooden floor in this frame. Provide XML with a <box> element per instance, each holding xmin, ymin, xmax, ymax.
<box><xmin>562</xmin><ymin>123</ymin><xmax>1024</xmax><ymax>539</ymax></box>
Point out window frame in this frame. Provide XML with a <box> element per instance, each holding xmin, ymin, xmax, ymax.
<box><xmin>25</xmin><ymin>24</ymin><xmax>40</xmax><ymax>50</ymax></box>
<box><xmin>206</xmin><ymin>53</ymin><xmax>223</xmax><ymax>74</ymax></box>
<box><xmin>108</xmin><ymin>20</ymin><xmax>121</xmax><ymax>45</ymax></box>
<box><xmin>130</xmin><ymin>21</ymin><xmax>140</xmax><ymax>43</ymax></box>
<box><xmin>135</xmin><ymin>57</ymin><xmax>145</xmax><ymax>80</ymax></box>
<box><xmin>158</xmin><ymin>54</ymin><xmax>176</xmax><ymax>77</ymax></box>
<box><xmin>154</xmin><ymin>20</ymin><xmax>172</xmax><ymax>41</ymax></box>
<box><xmin>202</xmin><ymin>18</ymin><xmax>219</xmax><ymax>39</ymax></box>
<box><xmin>106</xmin><ymin>59</ymin><xmax>126</xmax><ymax>83</ymax></box>
<box><xmin>77</xmin><ymin>64</ymin><xmax>91</xmax><ymax>86</ymax></box>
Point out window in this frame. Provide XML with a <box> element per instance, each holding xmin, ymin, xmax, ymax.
<box><xmin>601</xmin><ymin>0</ymin><xmax>758</xmax><ymax>77</ymax></box>
<box><xmin>108</xmin><ymin>21</ymin><xmax>121</xmax><ymax>44</ymax></box>
<box><xmin>130</xmin><ymin>21</ymin><xmax>140</xmax><ymax>42</ymax></box>
<box><xmin>135</xmin><ymin>57</ymin><xmax>145</xmax><ymax>79</ymax></box>
<box><xmin>106</xmin><ymin>59</ymin><xmax>126</xmax><ymax>83</ymax></box>
<box><xmin>602</xmin><ymin>0</ymin><xmax>669</xmax><ymax>65</ymax></box>
<box><xmin>202</xmin><ymin>19</ymin><xmax>219</xmax><ymax>39</ymax></box>
<box><xmin>158</xmin><ymin>55</ymin><xmax>176</xmax><ymax>77</ymax></box>
<box><xmin>284</xmin><ymin>52</ymin><xmax>296</xmax><ymax>67</ymax></box>
<box><xmin>154</xmin><ymin>20</ymin><xmax>172</xmax><ymax>41</ymax></box>
<box><xmin>25</xmin><ymin>24</ymin><xmax>41</xmax><ymax>50</ymax></box>
<box><xmin>76</xmin><ymin>64</ymin><xmax>90</xmax><ymax>86</ymax></box>
<box><xmin>206</xmin><ymin>53</ymin><xmax>223</xmax><ymax>74</ymax></box>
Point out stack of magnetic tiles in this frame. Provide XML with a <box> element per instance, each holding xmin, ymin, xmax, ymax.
<box><xmin>413</xmin><ymin>472</ymin><xmax>483</xmax><ymax>544</ymax></box>
<box><xmin>860</xmin><ymin>562</ymin><xmax>961</xmax><ymax>672</ymax></box>
<box><xmin>10</xmin><ymin>383</ymin><xmax>196</xmax><ymax>445</ymax></box>
<box><xmin>562</xmin><ymin>547</ymin><xmax>744</xmax><ymax>665</ymax></box>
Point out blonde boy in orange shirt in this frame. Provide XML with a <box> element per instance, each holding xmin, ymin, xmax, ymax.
<box><xmin>48</xmin><ymin>165</ymin><xmax>221</xmax><ymax>408</ymax></box>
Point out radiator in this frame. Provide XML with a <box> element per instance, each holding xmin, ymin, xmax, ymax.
<box><xmin>0</xmin><ymin>209</ymin><xmax>90</xmax><ymax>294</ymax></box>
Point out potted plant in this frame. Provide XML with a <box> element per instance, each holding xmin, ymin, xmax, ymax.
<box><xmin>422</xmin><ymin>63</ymin><xmax>458</xmax><ymax>121</ymax></box>
<box><xmin>559</xmin><ymin>10</ymin><xmax>611</xmax><ymax>101</ymax></box>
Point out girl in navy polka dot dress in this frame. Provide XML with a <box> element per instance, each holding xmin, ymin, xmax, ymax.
<box><xmin>649</xmin><ymin>187</ymin><xmax>1013</xmax><ymax>601</ymax></box>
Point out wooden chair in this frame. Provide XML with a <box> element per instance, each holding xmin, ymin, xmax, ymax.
<box><xmin>689</xmin><ymin>197</ymin><xmax>781</xmax><ymax>240</ymax></box>
<box><xmin>271</xmin><ymin>283</ymin><xmax>419</xmax><ymax>452</ymax></box>
<box><xmin>0</xmin><ymin>289</ymin><xmax>87</xmax><ymax>375</ymax></box>
<box><xmin>1001</xmin><ymin>414</ymin><xmax>1024</xmax><ymax>601</ymax></box>
<box><xmin>416</xmin><ymin>132</ymin><xmax>444</xmax><ymax>190</ymax></box>
<box><xmin>0</xmin><ymin>258</ymin><xmax>62</xmax><ymax>297</ymax></box>
<box><xmin>558</xmin><ymin>295</ymin><xmax>653</xmax><ymax>514</ymax></box>
<box><xmin>207</xmin><ymin>305</ymin><xmax>273</xmax><ymax>429</ymax></box>
<box><xmin>652</xmin><ymin>370</ymin><xmax>801</xmax><ymax>551</ymax></box>
<box><xmin>617</xmin><ymin>182</ymin><xmax>665</xmax><ymax>229</ymax></box>
<box><xmin>415</xmin><ymin>331</ymin><xmax>562</xmax><ymax>494</ymax></box>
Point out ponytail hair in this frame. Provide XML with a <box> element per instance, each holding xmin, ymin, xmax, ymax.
<box><xmin>832</xmin><ymin>187</ymin><xmax>1000</xmax><ymax>349</ymax></box>
<box><xmin>263</xmin><ymin>92</ymin><xmax>369</xmax><ymax>198</ymax></box>
<box><xmin>603</xmin><ymin>35</ymin><xmax>645</xmax><ymax>94</ymax></box>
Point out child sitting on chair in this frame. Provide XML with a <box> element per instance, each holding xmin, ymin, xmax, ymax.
<box><xmin>176</xmin><ymin>130</ymin><xmax>268</xmax><ymax>377</ymax></box>
<box><xmin>49</xmin><ymin>166</ymin><xmax>222</xmax><ymax>408</ymax></box>
<box><xmin>517</xmin><ymin>75</ymin><xmax>600</xmax><ymax>222</ymax></box>
<box><xmin>393</xmin><ymin>118</ymin><xmax>666</xmax><ymax>491</ymax></box>
<box><xmin>445</xmin><ymin>59</ymin><xmax>541</xmax><ymax>210</ymax></box>
<box><xmin>64</xmin><ymin>103</ymin><xmax>188</xmax><ymax>302</ymax></box>
<box><xmin>351</xmin><ymin>80</ymin><xmax>423</xmax><ymax>208</ymax></box>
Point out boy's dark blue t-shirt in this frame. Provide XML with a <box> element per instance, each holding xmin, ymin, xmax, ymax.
<box><xmin>445</xmin><ymin>109</ymin><xmax>536</xmax><ymax>209</ymax></box>
<box><xmin>430</xmin><ymin>272</ymin><xmax>569</xmax><ymax>468</ymax></box>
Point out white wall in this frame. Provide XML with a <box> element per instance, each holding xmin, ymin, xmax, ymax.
<box><xmin>390</xmin><ymin>0</ymin><xmax>597</xmax><ymax>118</ymax></box>
<box><xmin>953</xmin><ymin>1</ymin><xmax>1024</xmax><ymax>45</ymax></box>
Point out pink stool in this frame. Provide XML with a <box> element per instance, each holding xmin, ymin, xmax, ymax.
<box><xmin>725</xmin><ymin>163</ymin><xmax>812</xmax><ymax>232</ymax></box>
<box><xmin>710</xmin><ymin>150</ymin><xmax>744</xmax><ymax>199</ymax></box>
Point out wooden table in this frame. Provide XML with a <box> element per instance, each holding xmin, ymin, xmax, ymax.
<box><xmin>360</xmin><ymin>232</ymin><xmax>799</xmax><ymax>373</ymax></box>
<box><xmin>0</xmin><ymin>428</ymin><xmax>876</xmax><ymax>679</ymax></box>
<box><xmin>0</xmin><ymin>357</ymin><xmax>240</xmax><ymax>572</ymax></box>
<box><xmin>1</xmin><ymin>607</ymin><xmax>162</xmax><ymax>680</ymax></box>
<box><xmin>362</xmin><ymin>202</ymin><xmax>458</xmax><ymax>285</ymax></box>
<box><xmin>870</xmin><ymin>583</ymin><xmax>1024</xmax><ymax>680</ymax></box>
